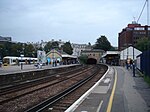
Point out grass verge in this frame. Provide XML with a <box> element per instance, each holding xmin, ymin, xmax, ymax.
<box><xmin>144</xmin><ymin>75</ymin><xmax>150</xmax><ymax>86</ymax></box>
<box><xmin>136</xmin><ymin>69</ymin><xmax>150</xmax><ymax>86</ymax></box>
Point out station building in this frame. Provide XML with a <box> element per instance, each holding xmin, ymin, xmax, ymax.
<box><xmin>46</xmin><ymin>49</ymin><xmax>78</xmax><ymax>65</ymax></box>
<box><xmin>101</xmin><ymin>51</ymin><xmax>120</xmax><ymax>66</ymax></box>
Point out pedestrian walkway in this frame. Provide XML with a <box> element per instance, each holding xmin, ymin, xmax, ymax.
<box><xmin>124</xmin><ymin>67</ymin><xmax>150</xmax><ymax>112</ymax></box>
<box><xmin>65</xmin><ymin>66</ymin><xmax>150</xmax><ymax>112</ymax></box>
<box><xmin>113</xmin><ymin>67</ymin><xmax>150</xmax><ymax>112</ymax></box>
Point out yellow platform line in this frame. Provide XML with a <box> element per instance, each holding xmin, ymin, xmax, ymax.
<box><xmin>106</xmin><ymin>68</ymin><xmax>117</xmax><ymax>112</ymax></box>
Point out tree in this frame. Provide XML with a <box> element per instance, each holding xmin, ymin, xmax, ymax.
<box><xmin>135</xmin><ymin>37</ymin><xmax>150</xmax><ymax>51</ymax></box>
<box><xmin>44</xmin><ymin>41</ymin><xmax>59</xmax><ymax>53</ymax></box>
<box><xmin>94</xmin><ymin>35</ymin><xmax>112</xmax><ymax>51</ymax></box>
<box><xmin>11</xmin><ymin>43</ymin><xmax>22</xmax><ymax>56</ymax></box>
<box><xmin>0</xmin><ymin>41</ymin><xmax>38</xmax><ymax>58</ymax></box>
<box><xmin>88</xmin><ymin>42</ymin><xmax>91</xmax><ymax>46</ymax></box>
<box><xmin>52</xmin><ymin>41</ymin><xmax>59</xmax><ymax>48</ymax></box>
<box><xmin>110</xmin><ymin>46</ymin><xmax>117</xmax><ymax>51</ymax></box>
<box><xmin>24</xmin><ymin>44</ymin><xmax>35</xmax><ymax>57</ymax></box>
<box><xmin>78</xmin><ymin>54</ymin><xmax>88</xmax><ymax>64</ymax></box>
<box><xmin>0</xmin><ymin>44</ymin><xmax>5</xmax><ymax>59</ymax></box>
<box><xmin>61</xmin><ymin>41</ymin><xmax>73</xmax><ymax>55</ymax></box>
<box><xmin>44</xmin><ymin>42</ymin><xmax>52</xmax><ymax>53</ymax></box>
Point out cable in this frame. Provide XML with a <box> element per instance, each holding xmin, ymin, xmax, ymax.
<box><xmin>147</xmin><ymin>0</ymin><xmax>149</xmax><ymax>25</ymax></box>
<box><xmin>137</xmin><ymin>0</ymin><xmax>147</xmax><ymax>23</ymax></box>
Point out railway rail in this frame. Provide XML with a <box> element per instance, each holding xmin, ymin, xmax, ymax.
<box><xmin>0</xmin><ymin>64</ymin><xmax>108</xmax><ymax>112</ymax></box>
<box><xmin>0</xmin><ymin>65</ymin><xmax>85</xmax><ymax>95</ymax></box>
<box><xmin>0</xmin><ymin>65</ymin><xmax>93</xmax><ymax>104</ymax></box>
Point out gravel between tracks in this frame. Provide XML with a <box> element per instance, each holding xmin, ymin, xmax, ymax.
<box><xmin>0</xmin><ymin>66</ymin><xmax>97</xmax><ymax>112</ymax></box>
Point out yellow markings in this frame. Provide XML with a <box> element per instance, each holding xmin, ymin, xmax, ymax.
<box><xmin>106</xmin><ymin>68</ymin><xmax>117</xmax><ymax>112</ymax></box>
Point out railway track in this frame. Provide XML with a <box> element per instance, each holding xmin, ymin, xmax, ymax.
<box><xmin>0</xmin><ymin>64</ymin><xmax>107</xmax><ymax>112</ymax></box>
<box><xmin>0</xmin><ymin>65</ymin><xmax>93</xmax><ymax>104</ymax></box>
<box><xmin>25</xmin><ymin>64</ymin><xmax>108</xmax><ymax>112</ymax></box>
<box><xmin>0</xmin><ymin>65</ymin><xmax>85</xmax><ymax>95</ymax></box>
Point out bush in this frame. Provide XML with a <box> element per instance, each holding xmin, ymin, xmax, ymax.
<box><xmin>78</xmin><ymin>54</ymin><xmax>88</xmax><ymax>64</ymax></box>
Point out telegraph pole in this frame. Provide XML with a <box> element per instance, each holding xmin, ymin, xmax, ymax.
<box><xmin>137</xmin><ymin>0</ymin><xmax>149</xmax><ymax>24</ymax></box>
<box><xmin>133</xmin><ymin>46</ymin><xmax>135</xmax><ymax>77</ymax></box>
<box><xmin>147</xmin><ymin>0</ymin><xmax>149</xmax><ymax>26</ymax></box>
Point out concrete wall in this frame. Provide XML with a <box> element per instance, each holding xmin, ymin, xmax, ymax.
<box><xmin>0</xmin><ymin>65</ymin><xmax>81</xmax><ymax>86</ymax></box>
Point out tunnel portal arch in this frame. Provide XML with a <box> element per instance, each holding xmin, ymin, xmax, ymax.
<box><xmin>87</xmin><ymin>58</ymin><xmax>97</xmax><ymax>64</ymax></box>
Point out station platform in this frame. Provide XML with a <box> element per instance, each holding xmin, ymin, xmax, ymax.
<box><xmin>0</xmin><ymin>64</ymin><xmax>80</xmax><ymax>75</ymax></box>
<box><xmin>65</xmin><ymin>66</ymin><xmax>150</xmax><ymax>112</ymax></box>
<box><xmin>0</xmin><ymin>64</ymin><xmax>81</xmax><ymax>87</ymax></box>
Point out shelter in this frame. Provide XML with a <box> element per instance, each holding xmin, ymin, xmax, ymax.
<box><xmin>61</xmin><ymin>54</ymin><xmax>78</xmax><ymax>65</ymax></box>
<box><xmin>120</xmin><ymin>46</ymin><xmax>142</xmax><ymax>66</ymax></box>
<box><xmin>101</xmin><ymin>51</ymin><xmax>120</xmax><ymax>65</ymax></box>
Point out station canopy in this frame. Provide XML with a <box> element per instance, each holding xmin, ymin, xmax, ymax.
<box><xmin>62</xmin><ymin>54</ymin><xmax>77</xmax><ymax>59</ymax></box>
<box><xmin>101</xmin><ymin>51</ymin><xmax>120</xmax><ymax>58</ymax></box>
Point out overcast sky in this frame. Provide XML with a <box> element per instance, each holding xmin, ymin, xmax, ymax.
<box><xmin>0</xmin><ymin>0</ymin><xmax>148</xmax><ymax>46</ymax></box>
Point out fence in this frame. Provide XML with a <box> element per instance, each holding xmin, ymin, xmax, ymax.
<box><xmin>137</xmin><ymin>50</ymin><xmax>150</xmax><ymax>77</ymax></box>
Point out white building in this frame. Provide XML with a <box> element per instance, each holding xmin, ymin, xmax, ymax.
<box><xmin>120</xmin><ymin>46</ymin><xmax>142</xmax><ymax>66</ymax></box>
<box><xmin>71</xmin><ymin>43</ymin><xmax>91</xmax><ymax>57</ymax></box>
<box><xmin>29</xmin><ymin>39</ymin><xmax>65</xmax><ymax>49</ymax></box>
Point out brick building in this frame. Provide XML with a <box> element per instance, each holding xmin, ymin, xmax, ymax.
<box><xmin>118</xmin><ymin>21</ymin><xmax>150</xmax><ymax>51</ymax></box>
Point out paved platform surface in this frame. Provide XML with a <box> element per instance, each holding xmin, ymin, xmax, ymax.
<box><xmin>66</xmin><ymin>66</ymin><xmax>150</xmax><ymax>112</ymax></box>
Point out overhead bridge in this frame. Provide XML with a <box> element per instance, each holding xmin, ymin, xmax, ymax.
<box><xmin>81</xmin><ymin>49</ymin><xmax>105</xmax><ymax>65</ymax></box>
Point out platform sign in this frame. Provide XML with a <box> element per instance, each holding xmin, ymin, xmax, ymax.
<box><xmin>37</xmin><ymin>50</ymin><xmax>46</xmax><ymax>64</ymax></box>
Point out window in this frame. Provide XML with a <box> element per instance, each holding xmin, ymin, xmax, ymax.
<box><xmin>134</xmin><ymin>27</ymin><xmax>144</xmax><ymax>30</ymax></box>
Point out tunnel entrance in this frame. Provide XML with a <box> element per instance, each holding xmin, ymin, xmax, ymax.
<box><xmin>87</xmin><ymin>58</ymin><xmax>97</xmax><ymax>64</ymax></box>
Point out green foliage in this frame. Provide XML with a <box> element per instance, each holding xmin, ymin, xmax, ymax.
<box><xmin>94</xmin><ymin>35</ymin><xmax>112</xmax><ymax>51</ymax></box>
<box><xmin>44</xmin><ymin>42</ymin><xmax>52</xmax><ymax>53</ymax></box>
<box><xmin>0</xmin><ymin>42</ymin><xmax>36</xmax><ymax>58</ymax></box>
<box><xmin>137</xmin><ymin>69</ymin><xmax>150</xmax><ymax>86</ymax></box>
<box><xmin>144</xmin><ymin>75</ymin><xmax>150</xmax><ymax>86</ymax></box>
<box><xmin>110</xmin><ymin>46</ymin><xmax>117</xmax><ymax>51</ymax></box>
<box><xmin>61</xmin><ymin>41</ymin><xmax>73</xmax><ymax>55</ymax></box>
<box><xmin>51</xmin><ymin>41</ymin><xmax>59</xmax><ymax>48</ymax></box>
<box><xmin>24</xmin><ymin>44</ymin><xmax>35</xmax><ymax>57</ymax></box>
<box><xmin>44</xmin><ymin>41</ymin><xmax>59</xmax><ymax>53</ymax></box>
<box><xmin>78</xmin><ymin>54</ymin><xmax>88</xmax><ymax>64</ymax></box>
<box><xmin>135</xmin><ymin>37</ymin><xmax>150</xmax><ymax>51</ymax></box>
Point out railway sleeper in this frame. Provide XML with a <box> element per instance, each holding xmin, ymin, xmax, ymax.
<box><xmin>59</xmin><ymin>101</ymin><xmax>73</xmax><ymax>104</ymax></box>
<box><xmin>51</xmin><ymin>106</ymin><xmax>68</xmax><ymax>110</ymax></box>
<box><xmin>53</xmin><ymin>103</ymin><xmax>69</xmax><ymax>107</ymax></box>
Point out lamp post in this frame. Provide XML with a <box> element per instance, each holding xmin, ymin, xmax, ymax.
<box><xmin>133</xmin><ymin>46</ymin><xmax>135</xmax><ymax>77</ymax></box>
<box><xmin>20</xmin><ymin>54</ymin><xmax>24</xmax><ymax>70</ymax></box>
<box><xmin>52</xmin><ymin>48</ymin><xmax>54</xmax><ymax>67</ymax></box>
<box><xmin>20</xmin><ymin>43</ymin><xmax>25</xmax><ymax>70</ymax></box>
